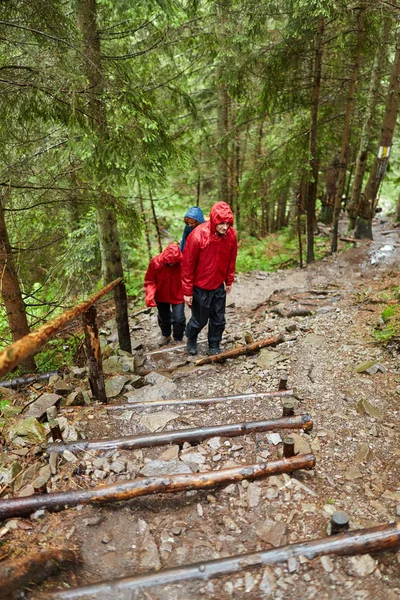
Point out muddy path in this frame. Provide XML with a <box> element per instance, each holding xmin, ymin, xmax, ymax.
<box><xmin>1</xmin><ymin>221</ymin><xmax>400</xmax><ymax>600</ymax></box>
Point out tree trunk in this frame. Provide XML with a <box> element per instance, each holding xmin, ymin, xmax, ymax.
<box><xmin>148</xmin><ymin>187</ymin><xmax>162</xmax><ymax>253</ymax></box>
<box><xmin>276</xmin><ymin>193</ymin><xmax>287</xmax><ymax>231</ymax></box>
<box><xmin>306</xmin><ymin>17</ymin><xmax>324</xmax><ymax>264</ymax></box>
<box><xmin>0</xmin><ymin>192</ymin><xmax>35</xmax><ymax>372</ymax></box>
<box><xmin>320</xmin><ymin>157</ymin><xmax>339</xmax><ymax>224</ymax></box>
<box><xmin>356</xmin><ymin>29</ymin><xmax>400</xmax><ymax>239</ymax></box>
<box><xmin>347</xmin><ymin>17</ymin><xmax>390</xmax><ymax>231</ymax></box>
<box><xmin>217</xmin><ymin>78</ymin><xmax>230</xmax><ymax>204</ymax></box>
<box><xmin>76</xmin><ymin>0</ymin><xmax>131</xmax><ymax>353</ymax></box>
<box><xmin>138</xmin><ymin>181</ymin><xmax>152</xmax><ymax>262</ymax></box>
<box><xmin>396</xmin><ymin>192</ymin><xmax>400</xmax><ymax>223</ymax></box>
<box><xmin>331</xmin><ymin>6</ymin><xmax>366</xmax><ymax>253</ymax></box>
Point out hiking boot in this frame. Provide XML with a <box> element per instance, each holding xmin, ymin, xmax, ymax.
<box><xmin>207</xmin><ymin>345</ymin><xmax>221</xmax><ymax>356</ymax></box>
<box><xmin>186</xmin><ymin>337</ymin><xmax>198</xmax><ymax>355</ymax></box>
<box><xmin>158</xmin><ymin>335</ymin><xmax>171</xmax><ymax>347</ymax></box>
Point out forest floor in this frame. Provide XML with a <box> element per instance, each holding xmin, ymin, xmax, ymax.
<box><xmin>1</xmin><ymin>218</ymin><xmax>400</xmax><ymax>600</ymax></box>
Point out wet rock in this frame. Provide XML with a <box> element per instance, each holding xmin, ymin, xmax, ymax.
<box><xmin>355</xmin><ymin>442</ymin><xmax>371</xmax><ymax>463</ymax></box>
<box><xmin>256</xmin><ymin>521</ymin><xmax>286</xmax><ymax>547</ymax></box>
<box><xmin>346</xmin><ymin>554</ymin><xmax>376</xmax><ymax>577</ymax></box>
<box><xmin>63</xmin><ymin>450</ymin><xmax>77</xmax><ymax>463</ymax></box>
<box><xmin>159</xmin><ymin>445</ymin><xmax>180</xmax><ymax>460</ymax></box>
<box><xmin>140</xmin><ymin>411</ymin><xmax>179</xmax><ymax>433</ymax></box>
<box><xmin>53</xmin><ymin>382</ymin><xmax>73</xmax><ymax>396</ymax></box>
<box><xmin>0</xmin><ymin>461</ymin><xmax>22</xmax><ymax>485</ymax></box>
<box><xmin>32</xmin><ymin>465</ymin><xmax>51</xmax><ymax>490</ymax></box>
<box><xmin>139</xmin><ymin>459</ymin><xmax>192</xmax><ymax>477</ymax></box>
<box><xmin>25</xmin><ymin>394</ymin><xmax>62</xmax><ymax>420</ymax></box>
<box><xmin>145</xmin><ymin>372</ymin><xmax>172</xmax><ymax>385</ymax></box>
<box><xmin>7</xmin><ymin>417</ymin><xmax>47</xmax><ymax>446</ymax></box>
<box><xmin>125</xmin><ymin>380</ymin><xmax>178</xmax><ymax>403</ymax></box>
<box><xmin>247</xmin><ymin>482</ymin><xmax>261</xmax><ymax>507</ymax></box>
<box><xmin>357</xmin><ymin>399</ymin><xmax>384</xmax><ymax>420</ymax></box>
<box><xmin>105</xmin><ymin>375</ymin><xmax>131</xmax><ymax>398</ymax></box>
<box><xmin>266</xmin><ymin>433</ymin><xmax>282</xmax><ymax>446</ymax></box>
<box><xmin>320</xmin><ymin>555</ymin><xmax>334</xmax><ymax>573</ymax></box>
<box><xmin>65</xmin><ymin>390</ymin><xmax>85</xmax><ymax>407</ymax></box>
<box><xmin>102</xmin><ymin>356</ymin><xmax>122</xmax><ymax>374</ymax></box>
<box><xmin>58</xmin><ymin>416</ymin><xmax>79</xmax><ymax>442</ymax></box>
<box><xmin>110</xmin><ymin>460</ymin><xmax>126</xmax><ymax>474</ymax></box>
<box><xmin>137</xmin><ymin>519</ymin><xmax>161</xmax><ymax>570</ymax></box>
<box><xmin>259</xmin><ymin>566</ymin><xmax>277</xmax><ymax>595</ymax></box>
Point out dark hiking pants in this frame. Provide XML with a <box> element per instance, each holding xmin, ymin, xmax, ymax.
<box><xmin>156</xmin><ymin>302</ymin><xmax>186</xmax><ymax>340</ymax></box>
<box><xmin>185</xmin><ymin>284</ymin><xmax>226</xmax><ymax>347</ymax></box>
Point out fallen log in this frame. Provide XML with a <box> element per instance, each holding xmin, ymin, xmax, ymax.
<box><xmin>194</xmin><ymin>333</ymin><xmax>285</xmax><ymax>366</ymax></box>
<box><xmin>339</xmin><ymin>236</ymin><xmax>357</xmax><ymax>243</ymax></box>
<box><xmin>105</xmin><ymin>389</ymin><xmax>296</xmax><ymax>411</ymax></box>
<box><xmin>48</xmin><ymin>414</ymin><xmax>313</xmax><ymax>454</ymax></box>
<box><xmin>50</xmin><ymin>521</ymin><xmax>400</xmax><ymax>599</ymax></box>
<box><xmin>0</xmin><ymin>454</ymin><xmax>315</xmax><ymax>521</ymax></box>
<box><xmin>0</xmin><ymin>549</ymin><xmax>78</xmax><ymax>600</ymax></box>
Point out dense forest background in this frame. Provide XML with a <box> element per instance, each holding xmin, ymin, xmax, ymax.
<box><xmin>1</xmin><ymin>0</ymin><xmax>400</xmax><ymax>359</ymax></box>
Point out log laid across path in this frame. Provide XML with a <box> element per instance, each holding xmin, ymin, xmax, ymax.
<box><xmin>105</xmin><ymin>389</ymin><xmax>296</xmax><ymax>411</ymax></box>
<box><xmin>51</xmin><ymin>521</ymin><xmax>400</xmax><ymax>599</ymax></box>
<box><xmin>194</xmin><ymin>333</ymin><xmax>285</xmax><ymax>366</ymax></box>
<box><xmin>0</xmin><ymin>454</ymin><xmax>315</xmax><ymax>521</ymax></box>
<box><xmin>47</xmin><ymin>414</ymin><xmax>313</xmax><ymax>454</ymax></box>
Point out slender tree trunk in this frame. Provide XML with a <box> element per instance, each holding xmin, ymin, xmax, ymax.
<box><xmin>331</xmin><ymin>6</ymin><xmax>366</xmax><ymax>253</ymax></box>
<box><xmin>0</xmin><ymin>192</ymin><xmax>35</xmax><ymax>372</ymax></box>
<box><xmin>396</xmin><ymin>192</ymin><xmax>400</xmax><ymax>223</ymax></box>
<box><xmin>148</xmin><ymin>188</ymin><xmax>162</xmax><ymax>253</ymax></box>
<box><xmin>356</xmin><ymin>29</ymin><xmax>400</xmax><ymax>239</ymax></box>
<box><xmin>306</xmin><ymin>17</ymin><xmax>324</xmax><ymax>264</ymax></box>
<box><xmin>297</xmin><ymin>184</ymin><xmax>304</xmax><ymax>269</ymax></box>
<box><xmin>320</xmin><ymin>157</ymin><xmax>339</xmax><ymax>225</ymax></box>
<box><xmin>217</xmin><ymin>78</ymin><xmax>230</xmax><ymax>204</ymax></box>
<box><xmin>276</xmin><ymin>193</ymin><xmax>287</xmax><ymax>231</ymax></box>
<box><xmin>138</xmin><ymin>181</ymin><xmax>152</xmax><ymax>262</ymax></box>
<box><xmin>347</xmin><ymin>17</ymin><xmax>390</xmax><ymax>231</ymax></box>
<box><xmin>76</xmin><ymin>0</ymin><xmax>131</xmax><ymax>353</ymax></box>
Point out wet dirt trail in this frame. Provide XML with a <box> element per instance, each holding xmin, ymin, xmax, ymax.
<box><xmin>2</xmin><ymin>222</ymin><xmax>400</xmax><ymax>600</ymax></box>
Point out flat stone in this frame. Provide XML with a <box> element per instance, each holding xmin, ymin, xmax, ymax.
<box><xmin>32</xmin><ymin>465</ymin><xmax>51</xmax><ymax>490</ymax></box>
<box><xmin>145</xmin><ymin>372</ymin><xmax>172</xmax><ymax>385</ymax></box>
<box><xmin>110</xmin><ymin>460</ymin><xmax>126</xmax><ymax>474</ymax></box>
<box><xmin>159</xmin><ymin>445</ymin><xmax>179</xmax><ymax>461</ymax></box>
<box><xmin>140</xmin><ymin>411</ymin><xmax>179</xmax><ymax>433</ymax></box>
<box><xmin>138</xmin><ymin>519</ymin><xmax>161</xmax><ymax>570</ymax></box>
<box><xmin>139</xmin><ymin>459</ymin><xmax>192</xmax><ymax>477</ymax></box>
<box><xmin>355</xmin><ymin>442</ymin><xmax>371</xmax><ymax>463</ymax></box>
<box><xmin>207</xmin><ymin>437</ymin><xmax>221</xmax><ymax>450</ymax></box>
<box><xmin>0</xmin><ymin>462</ymin><xmax>22</xmax><ymax>485</ymax></box>
<box><xmin>25</xmin><ymin>394</ymin><xmax>62</xmax><ymax>420</ymax></box>
<box><xmin>355</xmin><ymin>361</ymin><xmax>378</xmax><ymax>374</ymax></box>
<box><xmin>53</xmin><ymin>382</ymin><xmax>73</xmax><ymax>396</ymax></box>
<box><xmin>266</xmin><ymin>433</ymin><xmax>282</xmax><ymax>446</ymax></box>
<box><xmin>8</xmin><ymin>417</ymin><xmax>47</xmax><ymax>446</ymax></box>
<box><xmin>357</xmin><ymin>398</ymin><xmax>384</xmax><ymax>420</ymax></box>
<box><xmin>259</xmin><ymin>566</ymin><xmax>276</xmax><ymax>595</ymax></box>
<box><xmin>290</xmin><ymin>433</ymin><xmax>311</xmax><ymax>454</ymax></box>
<box><xmin>65</xmin><ymin>391</ymin><xmax>85</xmax><ymax>407</ymax></box>
<box><xmin>257</xmin><ymin>350</ymin><xmax>285</xmax><ymax>369</ymax></box>
<box><xmin>105</xmin><ymin>375</ymin><xmax>131</xmax><ymax>398</ymax></box>
<box><xmin>125</xmin><ymin>381</ymin><xmax>178</xmax><ymax>403</ymax></box>
<box><xmin>303</xmin><ymin>334</ymin><xmax>325</xmax><ymax>348</ymax></box>
<box><xmin>320</xmin><ymin>556</ymin><xmax>334</xmax><ymax>573</ymax></box>
<box><xmin>346</xmin><ymin>554</ymin><xmax>376</xmax><ymax>577</ymax></box>
<box><xmin>247</xmin><ymin>483</ymin><xmax>261</xmax><ymax>507</ymax></box>
<box><xmin>256</xmin><ymin>521</ymin><xmax>286</xmax><ymax>547</ymax></box>
<box><xmin>63</xmin><ymin>450</ymin><xmax>77</xmax><ymax>463</ymax></box>
<box><xmin>102</xmin><ymin>356</ymin><xmax>122</xmax><ymax>374</ymax></box>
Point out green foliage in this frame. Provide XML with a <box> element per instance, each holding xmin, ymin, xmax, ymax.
<box><xmin>374</xmin><ymin>290</ymin><xmax>400</xmax><ymax>344</ymax></box>
<box><xmin>34</xmin><ymin>335</ymin><xmax>83</xmax><ymax>372</ymax></box>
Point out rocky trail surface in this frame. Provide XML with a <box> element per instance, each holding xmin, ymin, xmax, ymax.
<box><xmin>0</xmin><ymin>221</ymin><xmax>400</xmax><ymax>599</ymax></box>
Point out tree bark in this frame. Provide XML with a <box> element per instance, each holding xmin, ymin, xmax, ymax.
<box><xmin>76</xmin><ymin>0</ymin><xmax>131</xmax><ymax>353</ymax></box>
<box><xmin>148</xmin><ymin>187</ymin><xmax>162</xmax><ymax>253</ymax></box>
<box><xmin>347</xmin><ymin>17</ymin><xmax>390</xmax><ymax>231</ymax></box>
<box><xmin>194</xmin><ymin>333</ymin><xmax>284</xmax><ymax>366</ymax></box>
<box><xmin>0</xmin><ymin>191</ymin><xmax>35</xmax><ymax>372</ymax></box>
<box><xmin>331</xmin><ymin>6</ymin><xmax>366</xmax><ymax>253</ymax></box>
<box><xmin>138</xmin><ymin>180</ymin><xmax>152</xmax><ymax>261</ymax></box>
<box><xmin>306</xmin><ymin>17</ymin><xmax>324</xmax><ymax>264</ymax></box>
<box><xmin>356</xmin><ymin>29</ymin><xmax>400</xmax><ymax>239</ymax></box>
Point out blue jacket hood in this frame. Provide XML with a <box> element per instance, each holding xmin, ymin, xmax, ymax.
<box><xmin>184</xmin><ymin>206</ymin><xmax>205</xmax><ymax>223</ymax></box>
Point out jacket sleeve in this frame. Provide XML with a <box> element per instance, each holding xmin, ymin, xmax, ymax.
<box><xmin>225</xmin><ymin>231</ymin><xmax>238</xmax><ymax>287</ymax></box>
<box><xmin>144</xmin><ymin>261</ymin><xmax>157</xmax><ymax>307</ymax></box>
<box><xmin>181</xmin><ymin>231</ymin><xmax>199</xmax><ymax>296</ymax></box>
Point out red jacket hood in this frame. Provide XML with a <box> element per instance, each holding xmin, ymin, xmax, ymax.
<box><xmin>153</xmin><ymin>243</ymin><xmax>182</xmax><ymax>270</ymax></box>
<box><xmin>209</xmin><ymin>202</ymin><xmax>234</xmax><ymax>234</ymax></box>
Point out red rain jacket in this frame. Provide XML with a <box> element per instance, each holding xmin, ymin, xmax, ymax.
<box><xmin>144</xmin><ymin>243</ymin><xmax>184</xmax><ymax>307</ymax></box>
<box><xmin>182</xmin><ymin>202</ymin><xmax>237</xmax><ymax>295</ymax></box>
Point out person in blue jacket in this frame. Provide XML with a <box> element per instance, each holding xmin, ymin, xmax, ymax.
<box><xmin>180</xmin><ymin>206</ymin><xmax>205</xmax><ymax>252</ymax></box>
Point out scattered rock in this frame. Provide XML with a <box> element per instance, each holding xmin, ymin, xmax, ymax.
<box><xmin>139</xmin><ymin>459</ymin><xmax>192</xmax><ymax>477</ymax></box>
<box><xmin>140</xmin><ymin>411</ymin><xmax>179</xmax><ymax>433</ymax></box>
<box><xmin>357</xmin><ymin>398</ymin><xmax>384</xmax><ymax>420</ymax></box>
<box><xmin>25</xmin><ymin>394</ymin><xmax>62</xmax><ymax>420</ymax></box>
<box><xmin>137</xmin><ymin>519</ymin><xmax>161</xmax><ymax>570</ymax></box>
<box><xmin>256</xmin><ymin>521</ymin><xmax>286</xmax><ymax>547</ymax></box>
<box><xmin>247</xmin><ymin>482</ymin><xmax>262</xmax><ymax>507</ymax></box>
<box><xmin>7</xmin><ymin>417</ymin><xmax>47</xmax><ymax>446</ymax></box>
<box><xmin>105</xmin><ymin>375</ymin><xmax>131</xmax><ymax>398</ymax></box>
<box><xmin>346</xmin><ymin>554</ymin><xmax>376</xmax><ymax>577</ymax></box>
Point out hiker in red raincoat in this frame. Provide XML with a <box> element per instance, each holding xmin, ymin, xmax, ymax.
<box><xmin>182</xmin><ymin>201</ymin><xmax>237</xmax><ymax>356</ymax></box>
<box><xmin>144</xmin><ymin>242</ymin><xmax>186</xmax><ymax>346</ymax></box>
